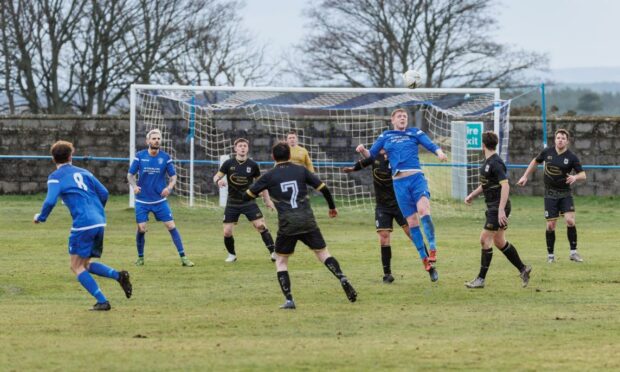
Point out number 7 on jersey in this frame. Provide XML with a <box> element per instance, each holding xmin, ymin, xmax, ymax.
<box><xmin>280</xmin><ymin>181</ymin><xmax>298</xmax><ymax>208</ymax></box>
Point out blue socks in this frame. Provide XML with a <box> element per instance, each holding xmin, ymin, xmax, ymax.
<box><xmin>169</xmin><ymin>228</ymin><xmax>185</xmax><ymax>257</ymax></box>
<box><xmin>138</xmin><ymin>228</ymin><xmax>186</xmax><ymax>257</ymax></box>
<box><xmin>409</xmin><ymin>226</ymin><xmax>428</xmax><ymax>259</ymax></box>
<box><xmin>136</xmin><ymin>231</ymin><xmax>145</xmax><ymax>257</ymax></box>
<box><xmin>88</xmin><ymin>262</ymin><xmax>120</xmax><ymax>281</ymax></box>
<box><xmin>77</xmin><ymin>271</ymin><xmax>107</xmax><ymax>303</ymax></box>
<box><xmin>421</xmin><ymin>215</ymin><xmax>436</xmax><ymax>251</ymax></box>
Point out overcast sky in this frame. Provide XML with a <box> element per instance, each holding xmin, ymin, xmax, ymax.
<box><xmin>241</xmin><ymin>0</ymin><xmax>620</xmax><ymax>70</ymax></box>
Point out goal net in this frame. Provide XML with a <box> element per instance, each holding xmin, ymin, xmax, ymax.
<box><xmin>129</xmin><ymin>85</ymin><xmax>510</xmax><ymax>215</ymax></box>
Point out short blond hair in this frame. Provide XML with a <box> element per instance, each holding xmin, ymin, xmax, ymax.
<box><xmin>390</xmin><ymin>108</ymin><xmax>408</xmax><ymax>117</ymax></box>
<box><xmin>146</xmin><ymin>128</ymin><xmax>162</xmax><ymax>139</ymax></box>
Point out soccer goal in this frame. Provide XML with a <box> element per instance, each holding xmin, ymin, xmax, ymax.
<box><xmin>129</xmin><ymin>85</ymin><xmax>510</xmax><ymax>215</ymax></box>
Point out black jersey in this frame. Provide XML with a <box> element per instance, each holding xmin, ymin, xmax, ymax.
<box><xmin>535</xmin><ymin>147</ymin><xmax>583</xmax><ymax>196</ymax></box>
<box><xmin>356</xmin><ymin>155</ymin><xmax>398</xmax><ymax>208</ymax></box>
<box><xmin>479</xmin><ymin>153</ymin><xmax>509</xmax><ymax>209</ymax></box>
<box><xmin>218</xmin><ymin>157</ymin><xmax>261</xmax><ymax>205</ymax></box>
<box><xmin>248</xmin><ymin>162</ymin><xmax>324</xmax><ymax>235</ymax></box>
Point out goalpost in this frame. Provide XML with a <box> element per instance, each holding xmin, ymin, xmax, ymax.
<box><xmin>129</xmin><ymin>85</ymin><xmax>510</xmax><ymax>215</ymax></box>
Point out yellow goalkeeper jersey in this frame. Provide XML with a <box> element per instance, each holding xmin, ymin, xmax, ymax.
<box><xmin>289</xmin><ymin>145</ymin><xmax>315</xmax><ymax>173</ymax></box>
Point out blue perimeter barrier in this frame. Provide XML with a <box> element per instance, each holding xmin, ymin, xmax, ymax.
<box><xmin>2</xmin><ymin>155</ymin><xmax>620</xmax><ymax>170</ymax></box>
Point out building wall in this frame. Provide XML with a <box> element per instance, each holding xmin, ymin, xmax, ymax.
<box><xmin>1</xmin><ymin>115</ymin><xmax>618</xmax><ymax>195</ymax></box>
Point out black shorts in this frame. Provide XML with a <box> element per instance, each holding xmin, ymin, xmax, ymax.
<box><xmin>484</xmin><ymin>204</ymin><xmax>511</xmax><ymax>231</ymax></box>
<box><xmin>375</xmin><ymin>206</ymin><xmax>407</xmax><ymax>231</ymax></box>
<box><xmin>545</xmin><ymin>196</ymin><xmax>575</xmax><ymax>220</ymax></box>
<box><xmin>223</xmin><ymin>203</ymin><xmax>263</xmax><ymax>223</ymax></box>
<box><xmin>275</xmin><ymin>229</ymin><xmax>327</xmax><ymax>255</ymax></box>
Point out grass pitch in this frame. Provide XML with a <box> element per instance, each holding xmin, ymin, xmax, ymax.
<box><xmin>1</xmin><ymin>195</ymin><xmax>619</xmax><ymax>371</ymax></box>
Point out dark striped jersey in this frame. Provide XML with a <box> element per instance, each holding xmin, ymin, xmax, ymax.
<box><xmin>535</xmin><ymin>147</ymin><xmax>583</xmax><ymax>196</ymax></box>
<box><xmin>218</xmin><ymin>157</ymin><xmax>261</xmax><ymax>205</ymax></box>
<box><xmin>479</xmin><ymin>153</ymin><xmax>509</xmax><ymax>209</ymax></box>
<box><xmin>355</xmin><ymin>154</ymin><xmax>398</xmax><ymax>209</ymax></box>
<box><xmin>248</xmin><ymin>162</ymin><xmax>324</xmax><ymax>235</ymax></box>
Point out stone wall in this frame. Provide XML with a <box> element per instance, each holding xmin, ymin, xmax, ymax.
<box><xmin>1</xmin><ymin>115</ymin><xmax>619</xmax><ymax>195</ymax></box>
<box><xmin>0</xmin><ymin>116</ymin><xmax>130</xmax><ymax>194</ymax></box>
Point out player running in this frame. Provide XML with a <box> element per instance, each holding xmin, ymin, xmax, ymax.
<box><xmin>342</xmin><ymin>149</ymin><xmax>411</xmax><ymax>283</ymax></box>
<box><xmin>127</xmin><ymin>129</ymin><xmax>194</xmax><ymax>267</ymax></box>
<box><xmin>355</xmin><ymin>108</ymin><xmax>447</xmax><ymax>282</ymax></box>
<box><xmin>243</xmin><ymin>142</ymin><xmax>357</xmax><ymax>309</ymax></box>
<box><xmin>517</xmin><ymin>129</ymin><xmax>587</xmax><ymax>263</ymax></box>
<box><xmin>464</xmin><ymin>131</ymin><xmax>532</xmax><ymax>289</ymax></box>
<box><xmin>34</xmin><ymin>141</ymin><xmax>132</xmax><ymax>311</ymax></box>
<box><xmin>213</xmin><ymin>138</ymin><xmax>276</xmax><ymax>263</ymax></box>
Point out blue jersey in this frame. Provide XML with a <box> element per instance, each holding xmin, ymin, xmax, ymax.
<box><xmin>369</xmin><ymin>128</ymin><xmax>440</xmax><ymax>176</ymax></box>
<box><xmin>128</xmin><ymin>149</ymin><xmax>176</xmax><ymax>204</ymax></box>
<box><xmin>36</xmin><ymin>164</ymin><xmax>108</xmax><ymax>230</ymax></box>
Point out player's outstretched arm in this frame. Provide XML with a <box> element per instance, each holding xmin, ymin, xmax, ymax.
<box><xmin>464</xmin><ymin>185</ymin><xmax>483</xmax><ymax>205</ymax></box>
<box><xmin>35</xmin><ymin>181</ymin><xmax>61</xmax><ymax>223</ymax></box>
<box><xmin>516</xmin><ymin>158</ymin><xmax>540</xmax><ymax>186</ymax></box>
<box><xmin>566</xmin><ymin>171</ymin><xmax>587</xmax><ymax>185</ymax></box>
<box><xmin>355</xmin><ymin>144</ymin><xmax>371</xmax><ymax>158</ymax></box>
<box><xmin>342</xmin><ymin>157</ymin><xmax>373</xmax><ymax>173</ymax></box>
<box><xmin>317</xmin><ymin>185</ymin><xmax>337</xmax><ymax>218</ymax></box>
<box><xmin>244</xmin><ymin>174</ymin><xmax>269</xmax><ymax>203</ymax></box>
<box><xmin>416</xmin><ymin>130</ymin><xmax>442</xmax><ymax>157</ymax></box>
<box><xmin>435</xmin><ymin>148</ymin><xmax>448</xmax><ymax>162</ymax></box>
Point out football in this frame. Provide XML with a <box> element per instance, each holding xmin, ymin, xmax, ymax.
<box><xmin>402</xmin><ymin>69</ymin><xmax>422</xmax><ymax>89</ymax></box>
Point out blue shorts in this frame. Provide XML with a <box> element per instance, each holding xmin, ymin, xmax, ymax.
<box><xmin>393</xmin><ymin>172</ymin><xmax>431</xmax><ymax>218</ymax></box>
<box><xmin>135</xmin><ymin>201</ymin><xmax>174</xmax><ymax>223</ymax></box>
<box><xmin>68</xmin><ymin>227</ymin><xmax>104</xmax><ymax>258</ymax></box>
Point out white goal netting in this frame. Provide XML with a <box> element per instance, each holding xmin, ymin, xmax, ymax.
<box><xmin>130</xmin><ymin>86</ymin><xmax>510</xmax><ymax>215</ymax></box>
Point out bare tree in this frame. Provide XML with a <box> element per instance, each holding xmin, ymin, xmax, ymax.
<box><xmin>296</xmin><ymin>0</ymin><xmax>547</xmax><ymax>88</ymax></box>
<box><xmin>1</xmin><ymin>0</ymin><xmax>87</xmax><ymax>114</ymax></box>
<box><xmin>0</xmin><ymin>2</ymin><xmax>16</xmax><ymax>113</ymax></box>
<box><xmin>0</xmin><ymin>0</ymin><xmax>267</xmax><ymax>114</ymax></box>
<box><xmin>3</xmin><ymin>0</ymin><xmax>41</xmax><ymax>113</ymax></box>
<box><xmin>120</xmin><ymin>0</ymin><xmax>188</xmax><ymax>85</ymax></box>
<box><xmin>34</xmin><ymin>0</ymin><xmax>87</xmax><ymax>113</ymax></box>
<box><xmin>415</xmin><ymin>0</ymin><xmax>546</xmax><ymax>88</ymax></box>
<box><xmin>72</xmin><ymin>0</ymin><xmax>138</xmax><ymax>114</ymax></box>
<box><xmin>165</xmin><ymin>0</ymin><xmax>270</xmax><ymax>86</ymax></box>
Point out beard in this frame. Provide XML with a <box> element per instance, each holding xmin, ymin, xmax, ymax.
<box><xmin>149</xmin><ymin>144</ymin><xmax>160</xmax><ymax>150</ymax></box>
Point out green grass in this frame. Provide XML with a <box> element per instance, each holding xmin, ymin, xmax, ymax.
<box><xmin>1</xmin><ymin>195</ymin><xmax>619</xmax><ymax>371</ymax></box>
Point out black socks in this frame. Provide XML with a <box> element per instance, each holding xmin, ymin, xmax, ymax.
<box><xmin>381</xmin><ymin>245</ymin><xmax>392</xmax><ymax>275</ymax></box>
<box><xmin>277</xmin><ymin>271</ymin><xmax>292</xmax><ymax>300</ymax></box>
<box><xmin>224</xmin><ymin>236</ymin><xmax>235</xmax><ymax>255</ymax></box>
<box><xmin>324</xmin><ymin>257</ymin><xmax>344</xmax><ymax>280</ymax></box>
<box><xmin>546</xmin><ymin>230</ymin><xmax>556</xmax><ymax>255</ymax></box>
<box><xmin>260</xmin><ymin>229</ymin><xmax>275</xmax><ymax>253</ymax></box>
<box><xmin>478</xmin><ymin>248</ymin><xmax>493</xmax><ymax>279</ymax></box>
<box><xmin>567</xmin><ymin>226</ymin><xmax>577</xmax><ymax>250</ymax></box>
<box><xmin>500</xmin><ymin>242</ymin><xmax>525</xmax><ymax>272</ymax></box>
